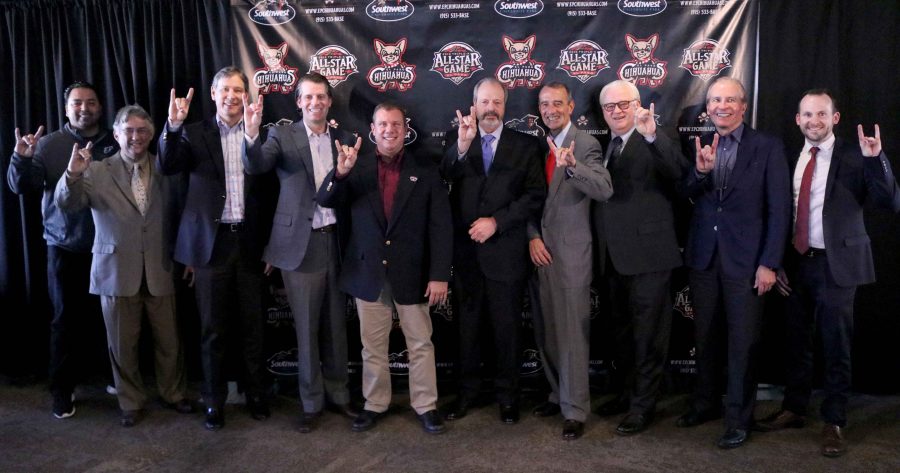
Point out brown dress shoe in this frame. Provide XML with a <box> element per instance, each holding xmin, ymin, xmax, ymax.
<box><xmin>822</xmin><ymin>424</ymin><xmax>847</xmax><ymax>457</ymax></box>
<box><xmin>754</xmin><ymin>409</ymin><xmax>805</xmax><ymax>432</ymax></box>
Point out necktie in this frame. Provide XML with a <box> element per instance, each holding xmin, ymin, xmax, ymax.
<box><xmin>482</xmin><ymin>134</ymin><xmax>496</xmax><ymax>174</ymax></box>
<box><xmin>606</xmin><ymin>136</ymin><xmax>623</xmax><ymax>169</ymax></box>
<box><xmin>132</xmin><ymin>163</ymin><xmax>147</xmax><ymax>216</ymax></box>
<box><xmin>545</xmin><ymin>145</ymin><xmax>556</xmax><ymax>185</ymax></box>
<box><xmin>793</xmin><ymin>146</ymin><xmax>819</xmax><ymax>255</ymax></box>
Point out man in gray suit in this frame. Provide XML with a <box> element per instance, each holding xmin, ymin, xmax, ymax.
<box><xmin>528</xmin><ymin>82</ymin><xmax>613</xmax><ymax>440</ymax></box>
<box><xmin>55</xmin><ymin>105</ymin><xmax>190</xmax><ymax>427</ymax></box>
<box><xmin>244</xmin><ymin>73</ymin><xmax>361</xmax><ymax>432</ymax></box>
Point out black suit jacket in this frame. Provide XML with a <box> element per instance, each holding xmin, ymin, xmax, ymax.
<box><xmin>317</xmin><ymin>150</ymin><xmax>452</xmax><ymax>305</ymax></box>
<box><xmin>593</xmin><ymin>130</ymin><xmax>688</xmax><ymax>276</ymax></box>
<box><xmin>157</xmin><ymin>118</ymin><xmax>274</xmax><ymax>267</ymax></box>
<box><xmin>441</xmin><ymin>128</ymin><xmax>545</xmax><ymax>282</ymax></box>
<box><xmin>785</xmin><ymin>138</ymin><xmax>900</xmax><ymax>287</ymax></box>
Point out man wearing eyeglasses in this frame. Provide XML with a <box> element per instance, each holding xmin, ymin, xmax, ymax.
<box><xmin>677</xmin><ymin>77</ymin><xmax>791</xmax><ymax>449</ymax></box>
<box><xmin>591</xmin><ymin>80</ymin><xmax>688</xmax><ymax>435</ymax></box>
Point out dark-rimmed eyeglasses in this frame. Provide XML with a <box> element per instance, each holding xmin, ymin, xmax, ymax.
<box><xmin>601</xmin><ymin>99</ymin><xmax>638</xmax><ymax>113</ymax></box>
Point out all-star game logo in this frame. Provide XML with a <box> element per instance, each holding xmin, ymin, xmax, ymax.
<box><xmin>308</xmin><ymin>45</ymin><xmax>359</xmax><ymax>87</ymax></box>
<box><xmin>505</xmin><ymin>114</ymin><xmax>546</xmax><ymax>138</ymax></box>
<box><xmin>557</xmin><ymin>40</ymin><xmax>610</xmax><ymax>84</ymax></box>
<box><xmin>254</xmin><ymin>42</ymin><xmax>299</xmax><ymax>95</ymax></box>
<box><xmin>368</xmin><ymin>117</ymin><xmax>419</xmax><ymax>145</ymax></box>
<box><xmin>617</xmin><ymin>33</ymin><xmax>668</xmax><ymax>88</ymax></box>
<box><xmin>367</xmin><ymin>38</ymin><xmax>417</xmax><ymax>92</ymax></box>
<box><xmin>431</xmin><ymin>42</ymin><xmax>483</xmax><ymax>85</ymax></box>
<box><xmin>674</xmin><ymin>285</ymin><xmax>694</xmax><ymax>320</ymax></box>
<box><xmin>249</xmin><ymin>0</ymin><xmax>296</xmax><ymax>26</ymax></box>
<box><xmin>366</xmin><ymin>0</ymin><xmax>414</xmax><ymax>21</ymax></box>
<box><xmin>495</xmin><ymin>35</ymin><xmax>545</xmax><ymax>90</ymax></box>
<box><xmin>680</xmin><ymin>39</ymin><xmax>732</xmax><ymax>82</ymax></box>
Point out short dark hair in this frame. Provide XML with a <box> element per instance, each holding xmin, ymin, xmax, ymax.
<box><xmin>211</xmin><ymin>66</ymin><xmax>250</xmax><ymax>91</ymax></box>
<box><xmin>296</xmin><ymin>72</ymin><xmax>333</xmax><ymax>99</ymax></box>
<box><xmin>64</xmin><ymin>81</ymin><xmax>101</xmax><ymax>104</ymax></box>
<box><xmin>800</xmin><ymin>88</ymin><xmax>839</xmax><ymax>113</ymax></box>
<box><xmin>372</xmin><ymin>100</ymin><xmax>407</xmax><ymax>123</ymax></box>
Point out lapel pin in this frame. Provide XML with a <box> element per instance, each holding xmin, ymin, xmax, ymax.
<box><xmin>410</xmin><ymin>176</ymin><xmax>418</xmax><ymax>182</ymax></box>
<box><xmin>327</xmin><ymin>181</ymin><xmax>333</xmax><ymax>191</ymax></box>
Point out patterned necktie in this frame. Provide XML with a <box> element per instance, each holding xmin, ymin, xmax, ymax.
<box><xmin>132</xmin><ymin>163</ymin><xmax>147</xmax><ymax>216</ymax></box>
<box><xmin>606</xmin><ymin>136</ymin><xmax>623</xmax><ymax>169</ymax></box>
<box><xmin>793</xmin><ymin>146</ymin><xmax>819</xmax><ymax>255</ymax></box>
<box><xmin>482</xmin><ymin>134</ymin><xmax>496</xmax><ymax>174</ymax></box>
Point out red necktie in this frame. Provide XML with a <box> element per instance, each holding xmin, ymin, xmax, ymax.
<box><xmin>545</xmin><ymin>146</ymin><xmax>556</xmax><ymax>186</ymax></box>
<box><xmin>793</xmin><ymin>146</ymin><xmax>819</xmax><ymax>255</ymax></box>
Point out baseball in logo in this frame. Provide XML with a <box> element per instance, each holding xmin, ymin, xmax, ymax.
<box><xmin>617</xmin><ymin>33</ymin><xmax>668</xmax><ymax>88</ymax></box>
<box><xmin>557</xmin><ymin>40</ymin><xmax>610</xmax><ymax>84</ymax></box>
<box><xmin>680</xmin><ymin>39</ymin><xmax>732</xmax><ymax>81</ymax></box>
<box><xmin>308</xmin><ymin>45</ymin><xmax>359</xmax><ymax>88</ymax></box>
<box><xmin>495</xmin><ymin>35</ymin><xmax>545</xmax><ymax>90</ymax></box>
<box><xmin>254</xmin><ymin>42</ymin><xmax>299</xmax><ymax>95</ymax></box>
<box><xmin>367</xmin><ymin>38</ymin><xmax>417</xmax><ymax>92</ymax></box>
<box><xmin>431</xmin><ymin>42</ymin><xmax>483</xmax><ymax>85</ymax></box>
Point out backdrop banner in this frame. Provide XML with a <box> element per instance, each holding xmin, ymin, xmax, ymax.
<box><xmin>231</xmin><ymin>0</ymin><xmax>760</xmax><ymax>389</ymax></box>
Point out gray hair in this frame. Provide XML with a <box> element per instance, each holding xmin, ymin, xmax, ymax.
<box><xmin>599</xmin><ymin>80</ymin><xmax>640</xmax><ymax>104</ymax></box>
<box><xmin>706</xmin><ymin>76</ymin><xmax>746</xmax><ymax>102</ymax></box>
<box><xmin>113</xmin><ymin>104</ymin><xmax>154</xmax><ymax>134</ymax></box>
<box><xmin>472</xmin><ymin>77</ymin><xmax>508</xmax><ymax>104</ymax></box>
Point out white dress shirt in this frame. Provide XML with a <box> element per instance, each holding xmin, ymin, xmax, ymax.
<box><xmin>792</xmin><ymin>134</ymin><xmax>835</xmax><ymax>249</ymax></box>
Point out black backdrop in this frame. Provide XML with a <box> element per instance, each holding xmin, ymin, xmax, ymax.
<box><xmin>1</xmin><ymin>0</ymin><xmax>898</xmax><ymax>393</ymax></box>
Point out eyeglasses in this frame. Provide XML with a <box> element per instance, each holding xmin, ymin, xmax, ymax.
<box><xmin>601</xmin><ymin>99</ymin><xmax>638</xmax><ymax>113</ymax></box>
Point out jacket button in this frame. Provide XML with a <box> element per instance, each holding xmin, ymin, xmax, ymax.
<box><xmin>382</xmin><ymin>260</ymin><xmax>388</xmax><ymax>265</ymax></box>
<box><xmin>385</xmin><ymin>240</ymin><xmax>391</xmax><ymax>246</ymax></box>
<box><xmin>713</xmin><ymin>225</ymin><xmax>718</xmax><ymax>231</ymax></box>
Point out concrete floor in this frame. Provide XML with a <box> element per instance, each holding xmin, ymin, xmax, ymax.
<box><xmin>1</xmin><ymin>381</ymin><xmax>899</xmax><ymax>473</ymax></box>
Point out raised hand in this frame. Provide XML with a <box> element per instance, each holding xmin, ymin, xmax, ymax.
<box><xmin>14</xmin><ymin>126</ymin><xmax>45</xmax><ymax>157</ymax></box>
<box><xmin>635</xmin><ymin>102</ymin><xmax>656</xmax><ymax>138</ymax></box>
<box><xmin>67</xmin><ymin>141</ymin><xmax>93</xmax><ymax>176</ymax></box>
<box><xmin>335</xmin><ymin>136</ymin><xmax>363</xmax><ymax>176</ymax></box>
<box><xmin>694</xmin><ymin>133</ymin><xmax>719</xmax><ymax>174</ymax></box>
<box><xmin>168</xmin><ymin>87</ymin><xmax>194</xmax><ymax>127</ymax></box>
<box><xmin>456</xmin><ymin>106</ymin><xmax>477</xmax><ymax>154</ymax></box>
<box><xmin>243</xmin><ymin>93</ymin><xmax>264</xmax><ymax>139</ymax></box>
<box><xmin>548</xmin><ymin>137</ymin><xmax>576</xmax><ymax>168</ymax></box>
<box><xmin>857</xmin><ymin>124</ymin><xmax>882</xmax><ymax>157</ymax></box>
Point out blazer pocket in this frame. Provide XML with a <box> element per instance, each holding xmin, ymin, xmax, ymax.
<box><xmin>273</xmin><ymin>212</ymin><xmax>293</xmax><ymax>227</ymax></box>
<box><xmin>638</xmin><ymin>220</ymin><xmax>665</xmax><ymax>235</ymax></box>
<box><xmin>844</xmin><ymin>234</ymin><xmax>870</xmax><ymax>247</ymax></box>
<box><xmin>93</xmin><ymin>243</ymin><xmax>116</xmax><ymax>254</ymax></box>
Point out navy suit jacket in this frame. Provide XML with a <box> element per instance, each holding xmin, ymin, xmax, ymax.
<box><xmin>157</xmin><ymin>119</ymin><xmax>274</xmax><ymax>267</ymax></box>
<box><xmin>681</xmin><ymin>125</ymin><xmax>791</xmax><ymax>279</ymax></box>
<box><xmin>785</xmin><ymin>138</ymin><xmax>900</xmax><ymax>287</ymax></box>
<box><xmin>317</xmin><ymin>150</ymin><xmax>452</xmax><ymax>305</ymax></box>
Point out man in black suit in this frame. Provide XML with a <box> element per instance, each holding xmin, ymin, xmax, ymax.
<box><xmin>244</xmin><ymin>73</ymin><xmax>360</xmax><ymax>433</ymax></box>
<box><xmin>158</xmin><ymin>66</ymin><xmax>272</xmax><ymax>430</ymax></box>
<box><xmin>677</xmin><ymin>77</ymin><xmax>791</xmax><ymax>448</ymax></box>
<box><xmin>441</xmin><ymin>77</ymin><xmax>545</xmax><ymax>424</ymax></box>
<box><xmin>755</xmin><ymin>90</ymin><xmax>900</xmax><ymax>457</ymax></box>
<box><xmin>591</xmin><ymin>80</ymin><xmax>688</xmax><ymax>435</ymax></box>
<box><xmin>317</xmin><ymin>101</ymin><xmax>452</xmax><ymax>435</ymax></box>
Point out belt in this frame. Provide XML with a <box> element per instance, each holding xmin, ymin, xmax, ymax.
<box><xmin>312</xmin><ymin>224</ymin><xmax>336</xmax><ymax>233</ymax></box>
<box><xmin>803</xmin><ymin>247</ymin><xmax>826</xmax><ymax>258</ymax></box>
<box><xmin>220</xmin><ymin>222</ymin><xmax>244</xmax><ymax>232</ymax></box>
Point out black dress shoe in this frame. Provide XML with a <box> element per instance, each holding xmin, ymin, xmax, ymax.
<box><xmin>532</xmin><ymin>401</ymin><xmax>561</xmax><ymax>417</ymax></box>
<box><xmin>562</xmin><ymin>419</ymin><xmax>584</xmax><ymax>440</ymax></box>
<box><xmin>676</xmin><ymin>409</ymin><xmax>721</xmax><ymax>428</ymax></box>
<box><xmin>247</xmin><ymin>396</ymin><xmax>270</xmax><ymax>420</ymax></box>
<box><xmin>616</xmin><ymin>412</ymin><xmax>653</xmax><ymax>436</ymax></box>
<box><xmin>595</xmin><ymin>397</ymin><xmax>629</xmax><ymax>417</ymax></box>
<box><xmin>417</xmin><ymin>409</ymin><xmax>446</xmax><ymax>434</ymax></box>
<box><xmin>120</xmin><ymin>409</ymin><xmax>144</xmax><ymax>428</ymax></box>
<box><xmin>444</xmin><ymin>398</ymin><xmax>473</xmax><ymax>421</ymax></box>
<box><xmin>717</xmin><ymin>428</ymin><xmax>748</xmax><ymax>449</ymax></box>
<box><xmin>162</xmin><ymin>398</ymin><xmax>195</xmax><ymax>414</ymax></box>
<box><xmin>204</xmin><ymin>407</ymin><xmax>224</xmax><ymax>431</ymax></box>
<box><xmin>351</xmin><ymin>410</ymin><xmax>383</xmax><ymax>432</ymax></box>
<box><xmin>297</xmin><ymin>411</ymin><xmax>321</xmax><ymax>433</ymax></box>
<box><xmin>500</xmin><ymin>404</ymin><xmax>519</xmax><ymax>424</ymax></box>
<box><xmin>326</xmin><ymin>402</ymin><xmax>360</xmax><ymax>419</ymax></box>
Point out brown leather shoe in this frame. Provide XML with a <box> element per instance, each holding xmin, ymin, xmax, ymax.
<box><xmin>822</xmin><ymin>424</ymin><xmax>847</xmax><ymax>457</ymax></box>
<box><xmin>754</xmin><ymin>409</ymin><xmax>805</xmax><ymax>432</ymax></box>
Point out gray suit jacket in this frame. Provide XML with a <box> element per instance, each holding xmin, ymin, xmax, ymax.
<box><xmin>54</xmin><ymin>153</ymin><xmax>175</xmax><ymax>297</ymax></box>
<box><xmin>528</xmin><ymin>126</ymin><xmax>613</xmax><ymax>288</ymax></box>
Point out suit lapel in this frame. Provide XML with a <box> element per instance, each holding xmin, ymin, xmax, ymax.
<box><xmin>202</xmin><ymin>119</ymin><xmax>227</xmax><ymax>182</ymax></box>
<box><xmin>291</xmin><ymin>123</ymin><xmax>316</xmax><ymax>188</ymax></box>
<box><xmin>361</xmin><ymin>156</ymin><xmax>388</xmax><ymax>232</ymax></box>
<box><xmin>722</xmin><ymin>128</ymin><xmax>755</xmax><ymax>200</ymax></box>
<box><xmin>387</xmin><ymin>154</ymin><xmax>417</xmax><ymax>234</ymax></box>
<box><xmin>824</xmin><ymin>139</ymin><xmax>842</xmax><ymax>200</ymax></box>
<box><xmin>109</xmin><ymin>155</ymin><xmax>142</xmax><ymax>214</ymax></box>
<box><xmin>545</xmin><ymin>128</ymin><xmax>574</xmax><ymax>208</ymax></box>
<box><xmin>470</xmin><ymin>131</ymin><xmax>487</xmax><ymax>177</ymax></box>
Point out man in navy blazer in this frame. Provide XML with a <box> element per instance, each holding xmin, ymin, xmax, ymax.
<box><xmin>158</xmin><ymin>67</ymin><xmax>273</xmax><ymax>430</ymax></box>
<box><xmin>677</xmin><ymin>77</ymin><xmax>791</xmax><ymax>448</ymax></box>
<box><xmin>755</xmin><ymin>90</ymin><xmax>900</xmax><ymax>457</ymax></box>
<box><xmin>317</xmin><ymin>101</ymin><xmax>452</xmax><ymax>435</ymax></box>
<box><xmin>244</xmin><ymin>73</ymin><xmax>360</xmax><ymax>433</ymax></box>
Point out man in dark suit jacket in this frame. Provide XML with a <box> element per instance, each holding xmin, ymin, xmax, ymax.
<box><xmin>244</xmin><ymin>73</ymin><xmax>360</xmax><ymax>433</ymax></box>
<box><xmin>592</xmin><ymin>80</ymin><xmax>688</xmax><ymax>435</ymax></box>
<box><xmin>677</xmin><ymin>77</ymin><xmax>791</xmax><ymax>449</ymax></box>
<box><xmin>317</xmin><ymin>101</ymin><xmax>452</xmax><ymax>435</ymax></box>
<box><xmin>441</xmin><ymin>77</ymin><xmax>545</xmax><ymax>424</ymax></box>
<box><xmin>527</xmin><ymin>82</ymin><xmax>612</xmax><ymax>440</ymax></box>
<box><xmin>158</xmin><ymin>66</ymin><xmax>272</xmax><ymax>430</ymax></box>
<box><xmin>755</xmin><ymin>90</ymin><xmax>900</xmax><ymax>457</ymax></box>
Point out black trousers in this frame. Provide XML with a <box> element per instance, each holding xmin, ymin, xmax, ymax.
<box><xmin>455</xmin><ymin>271</ymin><xmax>525</xmax><ymax>406</ymax></box>
<box><xmin>194</xmin><ymin>225</ymin><xmax>265</xmax><ymax>408</ymax></box>
<box><xmin>782</xmin><ymin>252</ymin><xmax>856</xmax><ymax>427</ymax></box>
